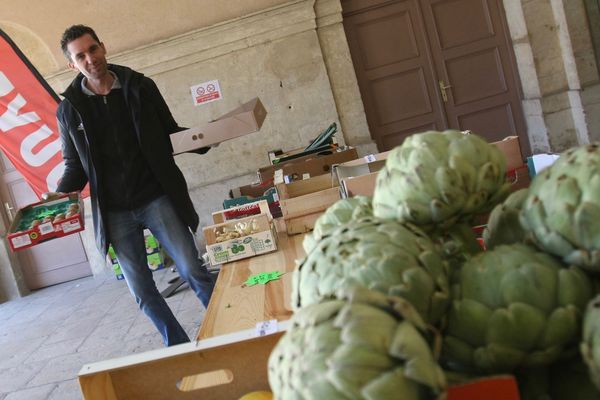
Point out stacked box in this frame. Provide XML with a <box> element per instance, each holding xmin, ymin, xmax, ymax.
<box><xmin>108</xmin><ymin>230</ymin><xmax>166</xmax><ymax>280</ymax></box>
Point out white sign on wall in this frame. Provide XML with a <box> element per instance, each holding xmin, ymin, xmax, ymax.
<box><xmin>190</xmin><ymin>79</ymin><xmax>222</xmax><ymax>106</ymax></box>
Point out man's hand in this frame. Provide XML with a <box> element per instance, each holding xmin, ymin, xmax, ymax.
<box><xmin>41</xmin><ymin>192</ymin><xmax>66</xmax><ymax>201</ymax></box>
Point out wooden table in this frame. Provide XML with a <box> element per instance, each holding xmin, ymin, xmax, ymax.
<box><xmin>197</xmin><ymin>231</ymin><xmax>306</xmax><ymax>339</ymax></box>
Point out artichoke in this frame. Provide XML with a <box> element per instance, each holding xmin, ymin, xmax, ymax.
<box><xmin>483</xmin><ymin>188</ymin><xmax>529</xmax><ymax>249</ymax></box>
<box><xmin>520</xmin><ymin>143</ymin><xmax>600</xmax><ymax>271</ymax></box>
<box><xmin>373</xmin><ymin>130</ymin><xmax>510</xmax><ymax>230</ymax></box>
<box><xmin>293</xmin><ymin>217</ymin><xmax>449</xmax><ymax>324</ymax></box>
<box><xmin>303</xmin><ymin>196</ymin><xmax>373</xmax><ymax>254</ymax></box>
<box><xmin>581</xmin><ymin>295</ymin><xmax>600</xmax><ymax>390</ymax></box>
<box><xmin>268</xmin><ymin>287</ymin><xmax>447</xmax><ymax>399</ymax></box>
<box><xmin>444</xmin><ymin>244</ymin><xmax>593</xmax><ymax>373</ymax></box>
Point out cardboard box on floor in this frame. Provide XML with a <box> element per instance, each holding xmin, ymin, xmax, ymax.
<box><xmin>258</xmin><ymin>147</ymin><xmax>358</xmax><ymax>183</ymax></box>
<box><xmin>334</xmin><ymin>151</ymin><xmax>391</xmax><ymax>198</ymax></box>
<box><xmin>491</xmin><ymin>135</ymin><xmax>531</xmax><ymax>191</ymax></box>
<box><xmin>170</xmin><ymin>97</ymin><xmax>267</xmax><ymax>154</ymax></box>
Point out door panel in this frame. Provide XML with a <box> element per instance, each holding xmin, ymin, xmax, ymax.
<box><xmin>0</xmin><ymin>152</ymin><xmax>91</xmax><ymax>290</ymax></box>
<box><xmin>422</xmin><ymin>0</ymin><xmax>528</xmax><ymax>147</ymax></box>
<box><xmin>429</xmin><ymin>0</ymin><xmax>495</xmax><ymax>49</ymax></box>
<box><xmin>343</xmin><ymin>0</ymin><xmax>447</xmax><ymax>149</ymax></box>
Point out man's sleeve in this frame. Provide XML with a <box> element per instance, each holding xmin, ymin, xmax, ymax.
<box><xmin>55</xmin><ymin>112</ymin><xmax>88</xmax><ymax>193</ymax></box>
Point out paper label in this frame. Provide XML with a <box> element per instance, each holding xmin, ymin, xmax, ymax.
<box><xmin>11</xmin><ymin>234</ymin><xmax>31</xmax><ymax>248</ymax></box>
<box><xmin>190</xmin><ymin>79</ymin><xmax>222</xmax><ymax>106</ymax></box>
<box><xmin>256</xmin><ymin>319</ymin><xmax>278</xmax><ymax>337</ymax></box>
<box><xmin>62</xmin><ymin>219</ymin><xmax>81</xmax><ymax>233</ymax></box>
<box><xmin>38</xmin><ymin>222</ymin><xmax>54</xmax><ymax>235</ymax></box>
<box><xmin>364</xmin><ymin>154</ymin><xmax>376</xmax><ymax>163</ymax></box>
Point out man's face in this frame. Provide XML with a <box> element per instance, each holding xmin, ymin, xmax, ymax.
<box><xmin>66</xmin><ymin>33</ymin><xmax>108</xmax><ymax>80</ymax></box>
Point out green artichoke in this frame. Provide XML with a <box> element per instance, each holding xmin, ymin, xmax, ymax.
<box><xmin>483</xmin><ymin>188</ymin><xmax>529</xmax><ymax>249</ymax></box>
<box><xmin>444</xmin><ymin>244</ymin><xmax>592</xmax><ymax>373</ymax></box>
<box><xmin>268</xmin><ymin>287</ymin><xmax>447</xmax><ymax>400</ymax></box>
<box><xmin>520</xmin><ymin>143</ymin><xmax>600</xmax><ymax>271</ymax></box>
<box><xmin>429</xmin><ymin>223</ymin><xmax>482</xmax><ymax>269</ymax></box>
<box><xmin>303</xmin><ymin>196</ymin><xmax>373</xmax><ymax>254</ymax></box>
<box><xmin>581</xmin><ymin>295</ymin><xmax>600</xmax><ymax>390</ymax></box>
<box><xmin>293</xmin><ymin>217</ymin><xmax>449</xmax><ymax>324</ymax></box>
<box><xmin>373</xmin><ymin>130</ymin><xmax>510</xmax><ymax>230</ymax></box>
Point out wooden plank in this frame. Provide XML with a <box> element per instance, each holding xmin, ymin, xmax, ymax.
<box><xmin>79</xmin><ymin>372</ymin><xmax>118</xmax><ymax>400</ymax></box>
<box><xmin>277</xmin><ymin>173</ymin><xmax>338</xmax><ymax>199</ymax></box>
<box><xmin>198</xmin><ymin>232</ymin><xmax>305</xmax><ymax>340</ymax></box>
<box><xmin>285</xmin><ymin>212</ymin><xmax>322</xmax><ymax>235</ymax></box>
<box><xmin>79</xmin><ymin>325</ymin><xmax>288</xmax><ymax>400</ymax></box>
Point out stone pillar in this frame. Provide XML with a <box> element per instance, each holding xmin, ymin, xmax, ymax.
<box><xmin>314</xmin><ymin>0</ymin><xmax>376</xmax><ymax>156</ymax></box>
<box><xmin>517</xmin><ymin>0</ymin><xmax>594</xmax><ymax>151</ymax></box>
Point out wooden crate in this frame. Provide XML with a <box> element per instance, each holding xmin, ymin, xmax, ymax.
<box><xmin>79</xmin><ymin>323</ymin><xmax>288</xmax><ymax>400</ymax></box>
<box><xmin>276</xmin><ymin>174</ymin><xmax>340</xmax><ymax>235</ymax></box>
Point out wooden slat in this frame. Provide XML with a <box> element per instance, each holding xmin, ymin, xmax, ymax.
<box><xmin>197</xmin><ymin>232</ymin><xmax>305</xmax><ymax>340</ymax></box>
<box><xmin>285</xmin><ymin>212</ymin><xmax>322</xmax><ymax>235</ymax></box>
<box><xmin>278</xmin><ymin>174</ymin><xmax>338</xmax><ymax>199</ymax></box>
<box><xmin>280</xmin><ymin>187</ymin><xmax>340</xmax><ymax>219</ymax></box>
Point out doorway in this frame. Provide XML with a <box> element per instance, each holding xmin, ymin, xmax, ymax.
<box><xmin>342</xmin><ymin>0</ymin><xmax>530</xmax><ymax>154</ymax></box>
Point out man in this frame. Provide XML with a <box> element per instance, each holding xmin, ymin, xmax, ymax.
<box><xmin>50</xmin><ymin>24</ymin><xmax>215</xmax><ymax>346</ymax></box>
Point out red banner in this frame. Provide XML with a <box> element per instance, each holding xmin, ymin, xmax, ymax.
<box><xmin>0</xmin><ymin>29</ymin><xmax>87</xmax><ymax>199</ymax></box>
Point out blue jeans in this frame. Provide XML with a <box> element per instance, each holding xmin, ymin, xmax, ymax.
<box><xmin>106</xmin><ymin>195</ymin><xmax>216</xmax><ymax>346</ymax></box>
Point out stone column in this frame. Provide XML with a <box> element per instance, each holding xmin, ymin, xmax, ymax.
<box><xmin>518</xmin><ymin>0</ymin><xmax>594</xmax><ymax>151</ymax></box>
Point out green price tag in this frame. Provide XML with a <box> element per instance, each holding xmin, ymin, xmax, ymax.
<box><xmin>244</xmin><ymin>271</ymin><xmax>284</xmax><ymax>286</ymax></box>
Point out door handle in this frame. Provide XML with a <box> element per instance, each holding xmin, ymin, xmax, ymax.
<box><xmin>4</xmin><ymin>202</ymin><xmax>14</xmax><ymax>222</ymax></box>
<box><xmin>438</xmin><ymin>80</ymin><xmax>452</xmax><ymax>102</ymax></box>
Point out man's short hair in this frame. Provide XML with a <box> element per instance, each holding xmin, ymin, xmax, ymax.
<box><xmin>60</xmin><ymin>25</ymin><xmax>101</xmax><ymax>59</ymax></box>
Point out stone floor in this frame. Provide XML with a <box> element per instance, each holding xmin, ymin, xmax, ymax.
<box><xmin>0</xmin><ymin>268</ymin><xmax>208</xmax><ymax>400</ymax></box>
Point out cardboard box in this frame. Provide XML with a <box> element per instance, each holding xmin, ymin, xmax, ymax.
<box><xmin>335</xmin><ymin>151</ymin><xmax>391</xmax><ymax>198</ymax></box>
<box><xmin>212</xmin><ymin>200</ymin><xmax>272</xmax><ymax>224</ymax></box>
<box><xmin>170</xmin><ymin>97</ymin><xmax>267</xmax><ymax>154</ymax></box>
<box><xmin>491</xmin><ymin>136</ymin><xmax>524</xmax><ymax>171</ymax></box>
<box><xmin>258</xmin><ymin>147</ymin><xmax>358</xmax><ymax>183</ymax></box>
<box><xmin>7</xmin><ymin>192</ymin><xmax>84</xmax><ymax>252</ymax></box>
<box><xmin>203</xmin><ymin>213</ymin><xmax>278</xmax><ymax>266</ymax></box>
<box><xmin>276</xmin><ymin>174</ymin><xmax>341</xmax><ymax>235</ymax></box>
<box><xmin>224</xmin><ymin>182</ymin><xmax>282</xmax><ymax>218</ymax></box>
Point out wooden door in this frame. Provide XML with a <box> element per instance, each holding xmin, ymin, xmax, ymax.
<box><xmin>342</xmin><ymin>0</ymin><xmax>530</xmax><ymax>154</ymax></box>
<box><xmin>342</xmin><ymin>0</ymin><xmax>447</xmax><ymax>150</ymax></box>
<box><xmin>0</xmin><ymin>152</ymin><xmax>91</xmax><ymax>290</ymax></box>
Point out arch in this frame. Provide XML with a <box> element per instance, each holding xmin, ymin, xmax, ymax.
<box><xmin>0</xmin><ymin>21</ymin><xmax>58</xmax><ymax>76</ymax></box>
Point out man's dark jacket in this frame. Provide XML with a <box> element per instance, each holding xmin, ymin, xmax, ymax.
<box><xmin>56</xmin><ymin>64</ymin><xmax>199</xmax><ymax>255</ymax></box>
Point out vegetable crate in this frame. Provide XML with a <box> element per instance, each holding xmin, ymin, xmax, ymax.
<box><xmin>7</xmin><ymin>192</ymin><xmax>84</xmax><ymax>252</ymax></box>
<box><xmin>276</xmin><ymin>173</ymin><xmax>341</xmax><ymax>235</ymax></box>
<box><xmin>203</xmin><ymin>213</ymin><xmax>278</xmax><ymax>266</ymax></box>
